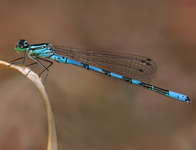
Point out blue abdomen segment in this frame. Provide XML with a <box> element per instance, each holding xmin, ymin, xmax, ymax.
<box><xmin>132</xmin><ymin>79</ymin><xmax>142</xmax><ymax>85</ymax></box>
<box><xmin>168</xmin><ymin>91</ymin><xmax>190</xmax><ymax>103</ymax></box>
<box><xmin>110</xmin><ymin>73</ymin><xmax>123</xmax><ymax>79</ymax></box>
<box><xmin>50</xmin><ymin>54</ymin><xmax>67</xmax><ymax>63</ymax></box>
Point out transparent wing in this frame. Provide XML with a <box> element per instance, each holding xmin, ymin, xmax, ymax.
<box><xmin>53</xmin><ymin>46</ymin><xmax>157</xmax><ymax>83</ymax></box>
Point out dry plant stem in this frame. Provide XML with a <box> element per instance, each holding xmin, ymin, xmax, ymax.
<box><xmin>0</xmin><ymin>60</ymin><xmax>57</xmax><ymax>150</ymax></box>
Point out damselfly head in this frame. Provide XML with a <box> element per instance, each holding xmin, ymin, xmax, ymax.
<box><xmin>15</xmin><ymin>39</ymin><xmax>28</xmax><ymax>52</ymax></box>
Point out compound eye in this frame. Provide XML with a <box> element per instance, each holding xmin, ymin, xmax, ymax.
<box><xmin>18</xmin><ymin>39</ymin><xmax>28</xmax><ymax>48</ymax></box>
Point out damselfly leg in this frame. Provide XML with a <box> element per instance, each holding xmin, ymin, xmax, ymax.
<box><xmin>27</xmin><ymin>55</ymin><xmax>53</xmax><ymax>85</ymax></box>
<box><xmin>8</xmin><ymin>52</ymin><xmax>27</xmax><ymax>66</ymax></box>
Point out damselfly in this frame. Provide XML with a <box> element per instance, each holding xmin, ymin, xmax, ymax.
<box><xmin>10</xmin><ymin>39</ymin><xmax>191</xmax><ymax>104</ymax></box>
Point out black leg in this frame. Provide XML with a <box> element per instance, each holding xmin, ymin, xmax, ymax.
<box><xmin>36</xmin><ymin>57</ymin><xmax>53</xmax><ymax>77</ymax></box>
<box><xmin>8</xmin><ymin>52</ymin><xmax>27</xmax><ymax>66</ymax></box>
<box><xmin>28</xmin><ymin>55</ymin><xmax>52</xmax><ymax>85</ymax></box>
<box><xmin>10</xmin><ymin>53</ymin><xmax>53</xmax><ymax>85</ymax></box>
<box><xmin>25</xmin><ymin>57</ymin><xmax>53</xmax><ymax>77</ymax></box>
<box><xmin>25</xmin><ymin>63</ymin><xmax>41</xmax><ymax>76</ymax></box>
<box><xmin>26</xmin><ymin>62</ymin><xmax>38</xmax><ymax>67</ymax></box>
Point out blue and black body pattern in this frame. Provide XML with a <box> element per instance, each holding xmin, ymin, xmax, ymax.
<box><xmin>13</xmin><ymin>39</ymin><xmax>191</xmax><ymax>104</ymax></box>
<box><xmin>48</xmin><ymin>50</ymin><xmax>191</xmax><ymax>104</ymax></box>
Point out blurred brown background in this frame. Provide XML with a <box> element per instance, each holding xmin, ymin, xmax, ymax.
<box><xmin>0</xmin><ymin>0</ymin><xmax>196</xmax><ymax>150</ymax></box>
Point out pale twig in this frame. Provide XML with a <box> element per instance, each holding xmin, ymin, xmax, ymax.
<box><xmin>0</xmin><ymin>60</ymin><xmax>57</xmax><ymax>150</ymax></box>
